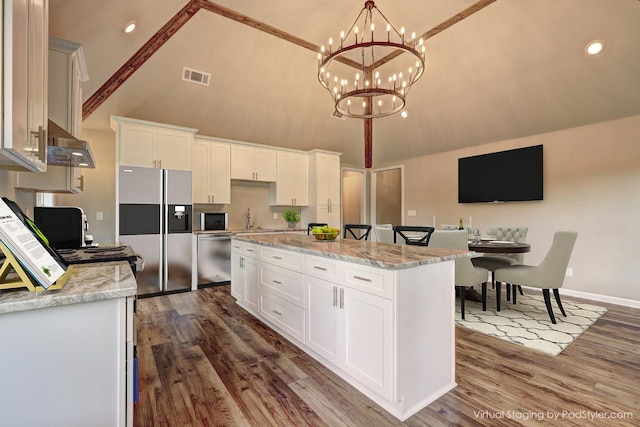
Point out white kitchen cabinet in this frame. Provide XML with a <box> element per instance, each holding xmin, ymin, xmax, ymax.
<box><xmin>0</xmin><ymin>0</ymin><xmax>48</xmax><ymax>172</ymax></box>
<box><xmin>302</xmin><ymin>150</ymin><xmax>342</xmax><ymax>229</ymax></box>
<box><xmin>306</xmin><ymin>258</ymin><xmax>394</xmax><ymax>400</ymax></box>
<box><xmin>231</xmin><ymin>236</ymin><xmax>457</xmax><ymax>421</ymax></box>
<box><xmin>192</xmin><ymin>137</ymin><xmax>231</xmax><ymax>204</ymax></box>
<box><xmin>230</xmin><ymin>144</ymin><xmax>277</xmax><ymax>182</ymax></box>
<box><xmin>270</xmin><ymin>150</ymin><xmax>309</xmax><ymax>206</ymax></box>
<box><xmin>111</xmin><ymin>116</ymin><xmax>196</xmax><ymax>171</ymax></box>
<box><xmin>0</xmin><ymin>296</ymin><xmax>134</xmax><ymax>427</ymax></box>
<box><xmin>230</xmin><ymin>241</ymin><xmax>259</xmax><ymax>310</ymax></box>
<box><xmin>16</xmin><ymin>37</ymin><xmax>88</xmax><ymax>192</ymax></box>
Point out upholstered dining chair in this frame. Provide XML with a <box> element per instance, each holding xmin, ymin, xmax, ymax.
<box><xmin>373</xmin><ymin>224</ymin><xmax>395</xmax><ymax>244</ymax></box>
<box><xmin>472</xmin><ymin>226</ymin><xmax>528</xmax><ymax>298</ymax></box>
<box><xmin>429</xmin><ymin>230</ymin><xmax>489</xmax><ymax>319</ymax></box>
<box><xmin>495</xmin><ymin>231</ymin><xmax>578</xmax><ymax>324</ymax></box>
<box><xmin>393</xmin><ymin>226</ymin><xmax>435</xmax><ymax>246</ymax></box>
<box><xmin>307</xmin><ymin>223</ymin><xmax>327</xmax><ymax>235</ymax></box>
<box><xmin>343</xmin><ymin>224</ymin><xmax>372</xmax><ymax>240</ymax></box>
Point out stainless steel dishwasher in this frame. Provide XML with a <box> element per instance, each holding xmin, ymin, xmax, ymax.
<box><xmin>196</xmin><ymin>233</ymin><xmax>233</xmax><ymax>286</ymax></box>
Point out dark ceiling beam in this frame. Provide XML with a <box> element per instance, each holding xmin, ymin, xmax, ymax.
<box><xmin>372</xmin><ymin>0</ymin><xmax>498</xmax><ymax>69</ymax></box>
<box><xmin>82</xmin><ymin>0</ymin><xmax>201</xmax><ymax>119</ymax></box>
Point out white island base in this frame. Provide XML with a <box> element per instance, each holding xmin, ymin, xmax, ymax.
<box><xmin>231</xmin><ymin>235</ymin><xmax>461</xmax><ymax>421</ymax></box>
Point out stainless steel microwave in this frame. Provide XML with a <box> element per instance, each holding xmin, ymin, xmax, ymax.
<box><xmin>197</xmin><ymin>212</ymin><xmax>228</xmax><ymax>231</ymax></box>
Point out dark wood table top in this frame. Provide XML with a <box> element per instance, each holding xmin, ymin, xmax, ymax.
<box><xmin>468</xmin><ymin>240</ymin><xmax>531</xmax><ymax>254</ymax></box>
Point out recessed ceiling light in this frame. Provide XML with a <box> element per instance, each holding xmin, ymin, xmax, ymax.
<box><xmin>585</xmin><ymin>40</ymin><xmax>605</xmax><ymax>55</ymax></box>
<box><xmin>122</xmin><ymin>20</ymin><xmax>136</xmax><ymax>34</ymax></box>
<box><xmin>400</xmin><ymin>110</ymin><xmax>409</xmax><ymax>119</ymax></box>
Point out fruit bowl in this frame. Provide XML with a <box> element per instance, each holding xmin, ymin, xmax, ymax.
<box><xmin>313</xmin><ymin>232</ymin><xmax>338</xmax><ymax>241</ymax></box>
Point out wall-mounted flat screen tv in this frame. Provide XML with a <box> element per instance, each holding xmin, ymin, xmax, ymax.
<box><xmin>458</xmin><ymin>145</ymin><xmax>543</xmax><ymax>203</ymax></box>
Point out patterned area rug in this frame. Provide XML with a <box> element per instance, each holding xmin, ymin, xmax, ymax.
<box><xmin>455</xmin><ymin>291</ymin><xmax>607</xmax><ymax>356</ymax></box>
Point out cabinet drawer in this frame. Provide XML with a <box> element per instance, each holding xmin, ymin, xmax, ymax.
<box><xmin>259</xmin><ymin>264</ymin><xmax>305</xmax><ymax>309</ymax></box>
<box><xmin>305</xmin><ymin>255</ymin><xmax>340</xmax><ymax>282</ymax></box>
<box><xmin>260</xmin><ymin>247</ymin><xmax>303</xmax><ymax>272</ymax></box>
<box><xmin>259</xmin><ymin>291</ymin><xmax>305</xmax><ymax>344</ymax></box>
<box><xmin>343</xmin><ymin>264</ymin><xmax>394</xmax><ymax>299</ymax></box>
<box><xmin>231</xmin><ymin>241</ymin><xmax>258</xmax><ymax>258</ymax></box>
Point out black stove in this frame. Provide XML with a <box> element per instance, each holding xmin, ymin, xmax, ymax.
<box><xmin>56</xmin><ymin>245</ymin><xmax>140</xmax><ymax>275</ymax></box>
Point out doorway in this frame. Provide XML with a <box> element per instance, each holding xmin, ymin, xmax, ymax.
<box><xmin>342</xmin><ymin>168</ymin><xmax>366</xmax><ymax>226</ymax></box>
<box><xmin>371</xmin><ymin>166</ymin><xmax>403</xmax><ymax>226</ymax></box>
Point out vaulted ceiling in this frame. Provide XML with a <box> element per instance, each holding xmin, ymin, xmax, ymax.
<box><xmin>49</xmin><ymin>0</ymin><xmax>640</xmax><ymax>167</ymax></box>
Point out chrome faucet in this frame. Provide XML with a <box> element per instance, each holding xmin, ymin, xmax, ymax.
<box><xmin>246</xmin><ymin>208</ymin><xmax>254</xmax><ymax>229</ymax></box>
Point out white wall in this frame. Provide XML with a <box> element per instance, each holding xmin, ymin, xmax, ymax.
<box><xmin>392</xmin><ymin>114</ymin><xmax>640</xmax><ymax>303</ymax></box>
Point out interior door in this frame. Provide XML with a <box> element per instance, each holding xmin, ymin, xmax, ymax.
<box><xmin>371</xmin><ymin>166</ymin><xmax>403</xmax><ymax>226</ymax></box>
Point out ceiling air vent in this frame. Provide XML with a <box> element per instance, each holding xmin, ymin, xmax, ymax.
<box><xmin>331</xmin><ymin>110</ymin><xmax>346</xmax><ymax>120</ymax></box>
<box><xmin>182</xmin><ymin>67</ymin><xmax>211</xmax><ymax>86</ymax></box>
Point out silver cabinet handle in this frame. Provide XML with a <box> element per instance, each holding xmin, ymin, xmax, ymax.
<box><xmin>247</xmin><ymin>248</ymin><xmax>254</xmax><ymax>252</ymax></box>
<box><xmin>31</xmin><ymin>126</ymin><xmax>46</xmax><ymax>162</ymax></box>
<box><xmin>272</xmin><ymin>309</ymin><xmax>282</xmax><ymax>316</ymax></box>
<box><xmin>313</xmin><ymin>266</ymin><xmax>327</xmax><ymax>271</ymax></box>
<box><xmin>158</xmin><ymin>160</ymin><xmax>162</xmax><ymax>168</ymax></box>
<box><xmin>79</xmin><ymin>175</ymin><xmax>85</xmax><ymax>191</ymax></box>
<box><xmin>333</xmin><ymin>286</ymin><xmax>337</xmax><ymax>307</ymax></box>
<box><xmin>273</xmin><ymin>256</ymin><xmax>282</xmax><ymax>260</ymax></box>
<box><xmin>353</xmin><ymin>275</ymin><xmax>372</xmax><ymax>282</ymax></box>
<box><xmin>272</xmin><ymin>280</ymin><xmax>282</xmax><ymax>285</ymax></box>
<box><xmin>339</xmin><ymin>288</ymin><xmax>344</xmax><ymax>308</ymax></box>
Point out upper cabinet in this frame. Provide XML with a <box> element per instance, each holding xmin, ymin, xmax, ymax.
<box><xmin>270</xmin><ymin>151</ymin><xmax>308</xmax><ymax>206</ymax></box>
<box><xmin>0</xmin><ymin>0</ymin><xmax>49</xmax><ymax>172</ymax></box>
<box><xmin>308</xmin><ymin>150</ymin><xmax>341</xmax><ymax>208</ymax></box>
<box><xmin>230</xmin><ymin>145</ymin><xmax>276</xmax><ymax>182</ymax></box>
<box><xmin>16</xmin><ymin>36</ymin><xmax>88</xmax><ymax>193</ymax></box>
<box><xmin>192</xmin><ymin>137</ymin><xmax>231</xmax><ymax>204</ymax></box>
<box><xmin>111</xmin><ymin>116</ymin><xmax>196</xmax><ymax>171</ymax></box>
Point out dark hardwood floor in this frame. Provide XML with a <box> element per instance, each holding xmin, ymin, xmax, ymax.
<box><xmin>134</xmin><ymin>285</ymin><xmax>639</xmax><ymax>427</ymax></box>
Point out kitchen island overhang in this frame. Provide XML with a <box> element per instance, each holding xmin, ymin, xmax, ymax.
<box><xmin>231</xmin><ymin>234</ymin><xmax>474</xmax><ymax>421</ymax></box>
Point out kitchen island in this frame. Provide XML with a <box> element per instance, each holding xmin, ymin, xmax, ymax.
<box><xmin>231</xmin><ymin>234</ymin><xmax>473</xmax><ymax>421</ymax></box>
<box><xmin>0</xmin><ymin>261</ymin><xmax>137</xmax><ymax>427</ymax></box>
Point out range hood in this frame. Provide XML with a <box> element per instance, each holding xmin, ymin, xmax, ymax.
<box><xmin>47</xmin><ymin>120</ymin><xmax>96</xmax><ymax>168</ymax></box>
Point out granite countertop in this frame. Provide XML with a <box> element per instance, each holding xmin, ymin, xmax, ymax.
<box><xmin>0</xmin><ymin>261</ymin><xmax>137</xmax><ymax>315</ymax></box>
<box><xmin>233</xmin><ymin>234</ymin><xmax>474</xmax><ymax>270</ymax></box>
<box><xmin>194</xmin><ymin>228</ymin><xmax>306</xmax><ymax>235</ymax></box>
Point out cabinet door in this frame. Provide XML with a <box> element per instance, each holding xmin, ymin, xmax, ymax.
<box><xmin>341</xmin><ymin>287</ymin><xmax>394</xmax><ymax>400</ymax></box>
<box><xmin>253</xmin><ymin>148</ymin><xmax>277</xmax><ymax>182</ymax></box>
<box><xmin>119</xmin><ymin>124</ymin><xmax>156</xmax><ymax>167</ymax></box>
<box><xmin>230</xmin><ymin>252</ymin><xmax>244</xmax><ymax>301</ymax></box>
<box><xmin>191</xmin><ymin>139</ymin><xmax>210</xmax><ymax>203</ymax></box>
<box><xmin>210</xmin><ymin>142</ymin><xmax>231</xmax><ymax>204</ymax></box>
<box><xmin>322</xmin><ymin>154</ymin><xmax>341</xmax><ymax>206</ymax></box>
<box><xmin>230</xmin><ymin>145</ymin><xmax>254</xmax><ymax>180</ymax></box>
<box><xmin>291</xmin><ymin>153</ymin><xmax>309</xmax><ymax>205</ymax></box>
<box><xmin>1</xmin><ymin>0</ymin><xmax>48</xmax><ymax>172</ymax></box>
<box><xmin>273</xmin><ymin>151</ymin><xmax>294</xmax><ymax>205</ymax></box>
<box><xmin>243</xmin><ymin>256</ymin><xmax>259</xmax><ymax>311</ymax></box>
<box><xmin>191</xmin><ymin>139</ymin><xmax>212</xmax><ymax>203</ymax></box>
<box><xmin>157</xmin><ymin>130</ymin><xmax>192</xmax><ymax>171</ymax></box>
<box><xmin>306</xmin><ymin>276</ymin><xmax>341</xmax><ymax>365</ymax></box>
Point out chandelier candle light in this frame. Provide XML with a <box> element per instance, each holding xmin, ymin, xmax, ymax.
<box><xmin>317</xmin><ymin>1</ymin><xmax>426</xmax><ymax>119</ymax></box>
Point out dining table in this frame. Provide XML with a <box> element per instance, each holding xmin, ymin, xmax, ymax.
<box><xmin>468</xmin><ymin>239</ymin><xmax>531</xmax><ymax>310</ymax></box>
<box><xmin>468</xmin><ymin>240</ymin><xmax>531</xmax><ymax>254</ymax></box>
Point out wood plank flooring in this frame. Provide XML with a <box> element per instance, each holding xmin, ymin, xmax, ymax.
<box><xmin>134</xmin><ymin>286</ymin><xmax>639</xmax><ymax>426</ymax></box>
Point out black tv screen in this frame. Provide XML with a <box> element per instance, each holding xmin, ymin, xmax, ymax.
<box><xmin>458</xmin><ymin>145</ymin><xmax>543</xmax><ymax>203</ymax></box>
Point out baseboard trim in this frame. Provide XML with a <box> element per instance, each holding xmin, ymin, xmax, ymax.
<box><xmin>558</xmin><ymin>288</ymin><xmax>640</xmax><ymax>309</ymax></box>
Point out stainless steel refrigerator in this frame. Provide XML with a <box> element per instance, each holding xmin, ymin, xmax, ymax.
<box><xmin>118</xmin><ymin>166</ymin><xmax>193</xmax><ymax>297</ymax></box>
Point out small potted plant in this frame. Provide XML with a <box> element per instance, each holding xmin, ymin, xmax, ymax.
<box><xmin>282</xmin><ymin>210</ymin><xmax>300</xmax><ymax>228</ymax></box>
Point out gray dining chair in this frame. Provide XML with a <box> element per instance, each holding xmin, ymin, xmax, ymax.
<box><xmin>495</xmin><ymin>231</ymin><xmax>578</xmax><ymax>324</ymax></box>
<box><xmin>429</xmin><ymin>230</ymin><xmax>489</xmax><ymax>319</ymax></box>
<box><xmin>373</xmin><ymin>224</ymin><xmax>395</xmax><ymax>244</ymax></box>
<box><xmin>472</xmin><ymin>226</ymin><xmax>528</xmax><ymax>299</ymax></box>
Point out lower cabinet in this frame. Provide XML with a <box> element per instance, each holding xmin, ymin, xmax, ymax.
<box><xmin>230</xmin><ymin>239</ymin><xmax>456</xmax><ymax>421</ymax></box>
<box><xmin>231</xmin><ymin>242</ymin><xmax>258</xmax><ymax>311</ymax></box>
